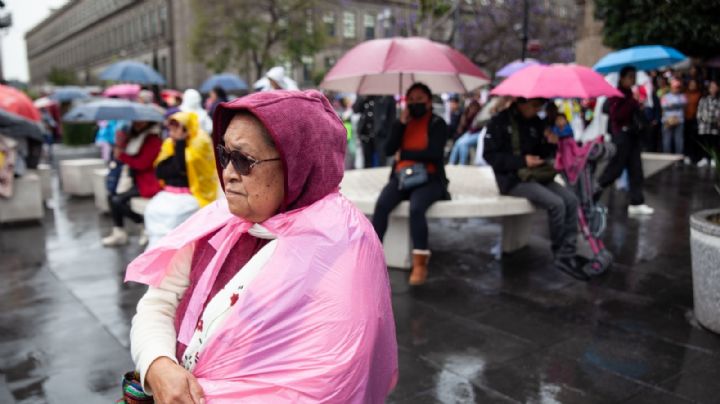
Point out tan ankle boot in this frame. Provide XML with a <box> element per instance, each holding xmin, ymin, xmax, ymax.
<box><xmin>409</xmin><ymin>250</ymin><xmax>431</xmax><ymax>285</ymax></box>
<box><xmin>102</xmin><ymin>227</ymin><xmax>128</xmax><ymax>247</ymax></box>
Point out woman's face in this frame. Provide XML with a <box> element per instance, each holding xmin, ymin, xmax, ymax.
<box><xmin>222</xmin><ymin>114</ymin><xmax>285</xmax><ymax>223</ymax></box>
<box><xmin>407</xmin><ymin>88</ymin><xmax>432</xmax><ymax>109</ymax></box>
<box><xmin>620</xmin><ymin>71</ymin><xmax>636</xmax><ymax>89</ymax></box>
<box><xmin>710</xmin><ymin>82</ymin><xmax>719</xmax><ymax>97</ymax></box>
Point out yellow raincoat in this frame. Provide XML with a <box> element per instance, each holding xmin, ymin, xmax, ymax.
<box><xmin>155</xmin><ymin>111</ymin><xmax>218</xmax><ymax>207</ymax></box>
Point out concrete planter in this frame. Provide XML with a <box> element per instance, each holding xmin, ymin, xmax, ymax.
<box><xmin>690</xmin><ymin>208</ymin><xmax>720</xmax><ymax>334</ymax></box>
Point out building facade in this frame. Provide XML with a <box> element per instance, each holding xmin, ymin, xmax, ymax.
<box><xmin>574</xmin><ymin>0</ymin><xmax>612</xmax><ymax>67</ymax></box>
<box><xmin>25</xmin><ymin>0</ymin><xmax>416</xmax><ymax>90</ymax></box>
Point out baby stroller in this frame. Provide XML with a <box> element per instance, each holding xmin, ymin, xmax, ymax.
<box><xmin>554</xmin><ymin>133</ymin><xmax>615</xmax><ymax>278</ymax></box>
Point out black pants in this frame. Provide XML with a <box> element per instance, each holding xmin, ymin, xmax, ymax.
<box><xmin>685</xmin><ymin>119</ymin><xmax>701</xmax><ymax>162</ymax></box>
<box><xmin>508</xmin><ymin>181</ymin><xmax>578</xmax><ymax>258</ymax></box>
<box><xmin>109</xmin><ymin>187</ymin><xmax>144</xmax><ymax>227</ymax></box>
<box><xmin>360</xmin><ymin>136</ymin><xmax>388</xmax><ymax>168</ymax></box>
<box><xmin>372</xmin><ymin>176</ymin><xmax>446</xmax><ymax>250</ymax></box>
<box><xmin>599</xmin><ymin>130</ymin><xmax>645</xmax><ymax>206</ymax></box>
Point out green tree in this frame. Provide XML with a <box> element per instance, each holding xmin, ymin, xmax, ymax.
<box><xmin>47</xmin><ymin>67</ymin><xmax>78</xmax><ymax>86</ymax></box>
<box><xmin>189</xmin><ymin>0</ymin><xmax>326</xmax><ymax>79</ymax></box>
<box><xmin>595</xmin><ymin>0</ymin><xmax>720</xmax><ymax>58</ymax></box>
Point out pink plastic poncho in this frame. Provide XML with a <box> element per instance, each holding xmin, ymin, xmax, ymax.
<box><xmin>125</xmin><ymin>90</ymin><xmax>398</xmax><ymax>403</ymax></box>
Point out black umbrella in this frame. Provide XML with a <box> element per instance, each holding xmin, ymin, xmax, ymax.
<box><xmin>0</xmin><ymin>109</ymin><xmax>46</xmax><ymax>142</ymax></box>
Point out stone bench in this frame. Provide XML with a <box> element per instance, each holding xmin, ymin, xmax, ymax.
<box><xmin>0</xmin><ymin>173</ymin><xmax>44</xmax><ymax>223</ymax></box>
<box><xmin>340</xmin><ymin>166</ymin><xmax>535</xmax><ymax>268</ymax></box>
<box><xmin>60</xmin><ymin>158</ymin><xmax>106</xmax><ymax>196</ymax></box>
<box><xmin>35</xmin><ymin>163</ymin><xmax>53</xmax><ymax>202</ymax></box>
<box><xmin>130</xmin><ymin>197</ymin><xmax>150</xmax><ymax>215</ymax></box>
<box><xmin>92</xmin><ymin>168</ymin><xmax>110</xmax><ymax>213</ymax></box>
<box><xmin>641</xmin><ymin>152</ymin><xmax>683</xmax><ymax>178</ymax></box>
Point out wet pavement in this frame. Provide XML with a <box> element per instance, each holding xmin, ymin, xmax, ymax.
<box><xmin>1</xmin><ymin>164</ymin><xmax>719</xmax><ymax>403</ymax></box>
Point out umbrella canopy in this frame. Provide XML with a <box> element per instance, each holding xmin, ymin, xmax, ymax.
<box><xmin>0</xmin><ymin>85</ymin><xmax>42</xmax><ymax>122</ymax></box>
<box><xmin>593</xmin><ymin>45</ymin><xmax>687</xmax><ymax>74</ymax></box>
<box><xmin>320</xmin><ymin>37</ymin><xmax>489</xmax><ymax>95</ymax></box>
<box><xmin>491</xmin><ymin>64</ymin><xmax>623</xmax><ymax>99</ymax></box>
<box><xmin>496</xmin><ymin>58</ymin><xmax>541</xmax><ymax>77</ymax></box>
<box><xmin>34</xmin><ymin>97</ymin><xmax>59</xmax><ymax>109</ymax></box>
<box><xmin>0</xmin><ymin>109</ymin><xmax>46</xmax><ymax>142</ymax></box>
<box><xmin>63</xmin><ymin>98</ymin><xmax>164</xmax><ymax>122</ymax></box>
<box><xmin>103</xmin><ymin>84</ymin><xmax>142</xmax><ymax>99</ymax></box>
<box><xmin>49</xmin><ymin>86</ymin><xmax>90</xmax><ymax>102</ymax></box>
<box><xmin>200</xmin><ymin>73</ymin><xmax>248</xmax><ymax>93</ymax></box>
<box><xmin>99</xmin><ymin>61</ymin><xmax>166</xmax><ymax>85</ymax></box>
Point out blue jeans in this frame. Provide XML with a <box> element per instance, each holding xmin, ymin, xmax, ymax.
<box><xmin>662</xmin><ymin>122</ymin><xmax>684</xmax><ymax>154</ymax></box>
<box><xmin>449</xmin><ymin>132</ymin><xmax>480</xmax><ymax>165</ymax></box>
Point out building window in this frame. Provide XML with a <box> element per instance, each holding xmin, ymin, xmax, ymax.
<box><xmin>324</xmin><ymin>56</ymin><xmax>336</xmax><ymax>70</ymax></box>
<box><xmin>343</xmin><ymin>12</ymin><xmax>355</xmax><ymax>38</ymax></box>
<box><xmin>323</xmin><ymin>12</ymin><xmax>335</xmax><ymax>37</ymax></box>
<box><xmin>364</xmin><ymin>14</ymin><xmax>375</xmax><ymax>39</ymax></box>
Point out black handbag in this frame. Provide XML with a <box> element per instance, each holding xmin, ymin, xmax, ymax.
<box><xmin>397</xmin><ymin>163</ymin><xmax>428</xmax><ymax>191</ymax></box>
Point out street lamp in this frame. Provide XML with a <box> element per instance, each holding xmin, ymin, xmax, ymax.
<box><xmin>520</xmin><ymin>0</ymin><xmax>529</xmax><ymax>61</ymax></box>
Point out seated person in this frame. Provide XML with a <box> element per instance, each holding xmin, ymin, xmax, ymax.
<box><xmin>483</xmin><ymin>97</ymin><xmax>582</xmax><ymax>277</ymax></box>
<box><xmin>144</xmin><ymin>111</ymin><xmax>219</xmax><ymax>247</ymax></box>
<box><xmin>102</xmin><ymin>121</ymin><xmax>162</xmax><ymax>247</ymax></box>
<box><xmin>372</xmin><ymin>83</ymin><xmax>449</xmax><ymax>285</ymax></box>
<box><xmin>448</xmin><ymin>100</ymin><xmax>482</xmax><ymax>165</ymax></box>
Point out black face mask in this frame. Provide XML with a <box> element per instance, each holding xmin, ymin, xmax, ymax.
<box><xmin>407</xmin><ymin>103</ymin><xmax>428</xmax><ymax>119</ymax></box>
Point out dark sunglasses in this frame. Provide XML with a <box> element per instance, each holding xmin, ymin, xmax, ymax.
<box><xmin>216</xmin><ymin>145</ymin><xmax>281</xmax><ymax>176</ymax></box>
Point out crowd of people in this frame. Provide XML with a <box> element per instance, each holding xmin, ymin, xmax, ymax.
<box><xmin>332</xmin><ymin>64</ymin><xmax>719</xmax><ymax>282</ymax></box>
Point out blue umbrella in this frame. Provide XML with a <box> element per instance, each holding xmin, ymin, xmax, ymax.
<box><xmin>496</xmin><ymin>59</ymin><xmax>541</xmax><ymax>77</ymax></box>
<box><xmin>49</xmin><ymin>86</ymin><xmax>90</xmax><ymax>102</ymax></box>
<box><xmin>63</xmin><ymin>99</ymin><xmax>164</xmax><ymax>122</ymax></box>
<box><xmin>200</xmin><ymin>73</ymin><xmax>248</xmax><ymax>93</ymax></box>
<box><xmin>593</xmin><ymin>45</ymin><xmax>687</xmax><ymax>74</ymax></box>
<box><xmin>99</xmin><ymin>61</ymin><xmax>166</xmax><ymax>85</ymax></box>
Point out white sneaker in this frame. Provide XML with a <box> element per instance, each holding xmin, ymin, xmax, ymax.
<box><xmin>683</xmin><ymin>157</ymin><xmax>692</xmax><ymax>165</ymax></box>
<box><xmin>102</xmin><ymin>227</ymin><xmax>129</xmax><ymax>246</ymax></box>
<box><xmin>138</xmin><ymin>227</ymin><xmax>149</xmax><ymax>247</ymax></box>
<box><xmin>712</xmin><ymin>159</ymin><xmax>717</xmax><ymax>168</ymax></box>
<box><xmin>628</xmin><ymin>204</ymin><xmax>655</xmax><ymax>216</ymax></box>
<box><xmin>697</xmin><ymin>159</ymin><xmax>709</xmax><ymax>168</ymax></box>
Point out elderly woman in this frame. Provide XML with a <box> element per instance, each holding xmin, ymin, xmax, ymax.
<box><xmin>125</xmin><ymin>90</ymin><xmax>398</xmax><ymax>403</ymax></box>
<box><xmin>143</xmin><ymin>111</ymin><xmax>219</xmax><ymax>247</ymax></box>
<box><xmin>371</xmin><ymin>83</ymin><xmax>449</xmax><ymax>286</ymax></box>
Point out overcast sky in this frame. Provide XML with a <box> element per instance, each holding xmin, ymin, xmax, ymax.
<box><xmin>1</xmin><ymin>0</ymin><xmax>68</xmax><ymax>82</ymax></box>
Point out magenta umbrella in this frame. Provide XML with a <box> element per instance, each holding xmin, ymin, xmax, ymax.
<box><xmin>491</xmin><ymin>64</ymin><xmax>623</xmax><ymax>99</ymax></box>
<box><xmin>320</xmin><ymin>37</ymin><xmax>489</xmax><ymax>95</ymax></box>
<box><xmin>103</xmin><ymin>84</ymin><xmax>141</xmax><ymax>99</ymax></box>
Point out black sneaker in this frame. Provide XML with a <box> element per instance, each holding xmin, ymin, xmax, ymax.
<box><xmin>555</xmin><ymin>256</ymin><xmax>590</xmax><ymax>281</ymax></box>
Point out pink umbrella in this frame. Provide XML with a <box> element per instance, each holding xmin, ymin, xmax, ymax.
<box><xmin>491</xmin><ymin>64</ymin><xmax>623</xmax><ymax>99</ymax></box>
<box><xmin>102</xmin><ymin>83</ymin><xmax>141</xmax><ymax>99</ymax></box>
<box><xmin>321</xmin><ymin>37</ymin><xmax>489</xmax><ymax>95</ymax></box>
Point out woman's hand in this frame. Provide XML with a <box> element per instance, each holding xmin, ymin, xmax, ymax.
<box><xmin>400</xmin><ymin>107</ymin><xmax>409</xmax><ymax>125</ymax></box>
<box><xmin>145</xmin><ymin>357</ymin><xmax>205</xmax><ymax>404</ymax></box>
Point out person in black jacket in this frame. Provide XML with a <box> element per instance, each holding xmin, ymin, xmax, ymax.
<box><xmin>483</xmin><ymin>97</ymin><xmax>582</xmax><ymax>277</ymax></box>
<box><xmin>353</xmin><ymin>95</ymin><xmax>397</xmax><ymax>167</ymax></box>
<box><xmin>372</xmin><ymin>83</ymin><xmax>449</xmax><ymax>286</ymax></box>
